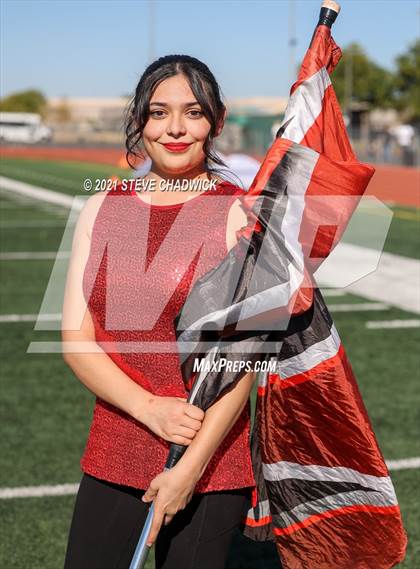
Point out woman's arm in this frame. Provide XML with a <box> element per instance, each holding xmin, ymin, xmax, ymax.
<box><xmin>61</xmin><ymin>193</ymin><xmax>204</xmax><ymax>445</ymax></box>
<box><xmin>142</xmin><ymin>369</ymin><xmax>256</xmax><ymax>545</ymax></box>
<box><xmin>62</xmin><ymin>193</ymin><xmax>151</xmax><ymax>419</ymax></box>
<box><xmin>175</xmin><ymin>369</ymin><xmax>256</xmax><ymax>480</ymax></box>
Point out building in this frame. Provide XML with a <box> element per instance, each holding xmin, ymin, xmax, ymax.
<box><xmin>46</xmin><ymin>96</ymin><xmax>288</xmax><ymax>152</ymax></box>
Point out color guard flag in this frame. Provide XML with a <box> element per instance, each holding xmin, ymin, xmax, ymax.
<box><xmin>173</xmin><ymin>3</ymin><xmax>408</xmax><ymax>568</ymax></box>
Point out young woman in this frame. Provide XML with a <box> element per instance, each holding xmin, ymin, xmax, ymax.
<box><xmin>62</xmin><ymin>54</ymin><xmax>257</xmax><ymax>569</ymax></box>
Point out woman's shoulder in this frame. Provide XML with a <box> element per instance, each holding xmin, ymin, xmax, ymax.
<box><xmin>75</xmin><ymin>191</ymin><xmax>108</xmax><ymax>241</ymax></box>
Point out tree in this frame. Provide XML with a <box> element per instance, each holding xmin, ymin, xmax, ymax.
<box><xmin>393</xmin><ymin>39</ymin><xmax>420</xmax><ymax>122</ymax></box>
<box><xmin>0</xmin><ymin>89</ymin><xmax>47</xmax><ymax>115</ymax></box>
<box><xmin>331</xmin><ymin>42</ymin><xmax>395</xmax><ymax>110</ymax></box>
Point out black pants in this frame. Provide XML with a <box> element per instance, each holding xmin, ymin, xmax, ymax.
<box><xmin>64</xmin><ymin>474</ymin><xmax>251</xmax><ymax>569</ymax></box>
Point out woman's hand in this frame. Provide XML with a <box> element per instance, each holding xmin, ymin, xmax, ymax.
<box><xmin>141</xmin><ymin>395</ymin><xmax>205</xmax><ymax>446</ymax></box>
<box><xmin>142</xmin><ymin>464</ymin><xmax>199</xmax><ymax>546</ymax></box>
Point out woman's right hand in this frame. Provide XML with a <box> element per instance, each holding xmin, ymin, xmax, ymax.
<box><xmin>141</xmin><ymin>395</ymin><xmax>205</xmax><ymax>446</ymax></box>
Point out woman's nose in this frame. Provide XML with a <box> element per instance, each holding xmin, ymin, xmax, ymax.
<box><xmin>167</xmin><ymin>114</ymin><xmax>186</xmax><ymax>138</ymax></box>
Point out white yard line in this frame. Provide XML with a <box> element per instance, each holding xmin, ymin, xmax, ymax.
<box><xmin>0</xmin><ymin>457</ymin><xmax>418</xmax><ymax>499</ymax></box>
<box><xmin>0</xmin><ymin>202</ymin><xmax>32</xmax><ymax>209</ymax></box>
<box><xmin>0</xmin><ymin>220</ymin><xmax>68</xmax><ymax>228</ymax></box>
<box><xmin>386</xmin><ymin>457</ymin><xmax>420</xmax><ymax>471</ymax></box>
<box><xmin>320</xmin><ymin>289</ymin><xmax>346</xmax><ymax>297</ymax></box>
<box><xmin>0</xmin><ymin>176</ymin><xmax>85</xmax><ymax>210</ymax></box>
<box><xmin>0</xmin><ymin>251</ymin><xmax>70</xmax><ymax>260</ymax></box>
<box><xmin>316</xmin><ymin>244</ymin><xmax>420</xmax><ymax>315</ymax></box>
<box><xmin>0</xmin><ymin>484</ymin><xmax>79</xmax><ymax>499</ymax></box>
<box><xmin>329</xmin><ymin>302</ymin><xmax>389</xmax><ymax>312</ymax></box>
<box><xmin>0</xmin><ymin>166</ymin><xmax>80</xmax><ymax>191</ymax></box>
<box><xmin>366</xmin><ymin>319</ymin><xmax>420</xmax><ymax>329</ymax></box>
<box><xmin>0</xmin><ymin>313</ymin><xmax>61</xmax><ymax>323</ymax></box>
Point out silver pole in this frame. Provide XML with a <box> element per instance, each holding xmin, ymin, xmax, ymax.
<box><xmin>128</xmin><ymin>504</ymin><xmax>154</xmax><ymax>569</ymax></box>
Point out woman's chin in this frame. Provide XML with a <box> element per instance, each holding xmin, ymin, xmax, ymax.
<box><xmin>155</xmin><ymin>158</ymin><xmax>203</xmax><ymax>176</ymax></box>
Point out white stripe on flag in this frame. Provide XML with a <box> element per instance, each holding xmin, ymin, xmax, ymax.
<box><xmin>278</xmin><ymin>324</ymin><xmax>341</xmax><ymax>380</ymax></box>
<box><xmin>246</xmin><ymin>499</ymin><xmax>271</xmax><ymax>521</ymax></box>
<box><xmin>262</xmin><ymin>460</ymin><xmax>397</xmax><ymax>502</ymax></box>
<box><xmin>279</xmin><ymin>67</ymin><xmax>331</xmax><ymax>143</ymax></box>
<box><xmin>276</xmin><ymin>489</ymin><xmax>397</xmax><ymax>529</ymax></box>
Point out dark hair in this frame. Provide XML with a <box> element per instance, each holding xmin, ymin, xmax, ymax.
<box><xmin>124</xmin><ymin>54</ymin><xmax>242</xmax><ymax>187</ymax></box>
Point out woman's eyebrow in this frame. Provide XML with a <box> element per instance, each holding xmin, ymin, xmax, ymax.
<box><xmin>149</xmin><ymin>101</ymin><xmax>201</xmax><ymax>108</ymax></box>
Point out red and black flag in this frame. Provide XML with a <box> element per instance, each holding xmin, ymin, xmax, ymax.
<box><xmin>172</xmin><ymin>3</ymin><xmax>408</xmax><ymax>568</ymax></box>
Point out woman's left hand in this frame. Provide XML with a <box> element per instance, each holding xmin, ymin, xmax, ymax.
<box><xmin>142</xmin><ymin>465</ymin><xmax>199</xmax><ymax>546</ymax></box>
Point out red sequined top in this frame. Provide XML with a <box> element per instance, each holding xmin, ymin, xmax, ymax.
<box><xmin>80</xmin><ymin>178</ymin><xmax>256</xmax><ymax>492</ymax></box>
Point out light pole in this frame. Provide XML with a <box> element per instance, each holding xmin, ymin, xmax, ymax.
<box><xmin>288</xmin><ymin>0</ymin><xmax>297</xmax><ymax>86</ymax></box>
<box><xmin>148</xmin><ymin>0</ymin><xmax>156</xmax><ymax>64</ymax></box>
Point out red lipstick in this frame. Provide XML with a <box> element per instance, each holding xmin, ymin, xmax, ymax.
<box><xmin>162</xmin><ymin>142</ymin><xmax>192</xmax><ymax>153</ymax></box>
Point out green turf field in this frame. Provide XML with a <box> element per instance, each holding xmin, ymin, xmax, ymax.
<box><xmin>0</xmin><ymin>157</ymin><xmax>419</xmax><ymax>568</ymax></box>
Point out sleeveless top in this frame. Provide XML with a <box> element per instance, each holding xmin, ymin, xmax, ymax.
<box><xmin>80</xmin><ymin>178</ymin><xmax>256</xmax><ymax>492</ymax></box>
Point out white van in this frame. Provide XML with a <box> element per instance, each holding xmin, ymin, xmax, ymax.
<box><xmin>0</xmin><ymin>112</ymin><xmax>52</xmax><ymax>144</ymax></box>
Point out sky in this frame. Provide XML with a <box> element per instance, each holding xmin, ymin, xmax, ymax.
<box><xmin>1</xmin><ymin>0</ymin><xmax>419</xmax><ymax>100</ymax></box>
